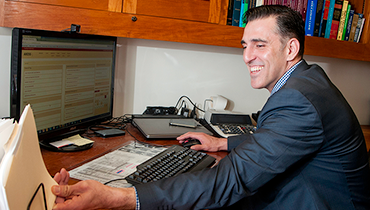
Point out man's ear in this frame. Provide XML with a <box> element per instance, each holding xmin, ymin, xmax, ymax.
<box><xmin>286</xmin><ymin>38</ymin><xmax>300</xmax><ymax>61</ymax></box>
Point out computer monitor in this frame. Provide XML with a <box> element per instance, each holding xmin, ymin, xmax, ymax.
<box><xmin>10</xmin><ymin>28</ymin><xmax>117</xmax><ymax>151</ymax></box>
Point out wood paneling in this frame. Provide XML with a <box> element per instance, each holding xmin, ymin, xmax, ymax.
<box><xmin>123</xmin><ymin>0</ymin><xmax>137</xmax><ymax>14</ymax></box>
<box><xmin>361</xmin><ymin>0</ymin><xmax>370</xmax><ymax>44</ymax></box>
<box><xmin>361</xmin><ymin>125</ymin><xmax>370</xmax><ymax>151</ymax></box>
<box><xmin>2</xmin><ymin>1</ymin><xmax>243</xmax><ymax>48</ymax></box>
<box><xmin>13</xmin><ymin>0</ymin><xmax>122</xmax><ymax>12</ymax></box>
<box><xmin>1</xmin><ymin>0</ymin><xmax>370</xmax><ymax>61</ymax></box>
<box><xmin>136</xmin><ymin>0</ymin><xmax>210</xmax><ymax>22</ymax></box>
<box><xmin>304</xmin><ymin>36</ymin><xmax>370</xmax><ymax>61</ymax></box>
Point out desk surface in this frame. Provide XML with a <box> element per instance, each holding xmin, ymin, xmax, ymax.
<box><xmin>42</xmin><ymin>124</ymin><xmax>370</xmax><ymax>183</ymax></box>
<box><xmin>41</xmin><ymin>123</ymin><xmax>228</xmax><ymax>182</ymax></box>
<box><xmin>361</xmin><ymin>125</ymin><xmax>370</xmax><ymax>151</ymax></box>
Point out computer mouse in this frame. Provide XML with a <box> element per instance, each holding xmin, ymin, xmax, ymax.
<box><xmin>182</xmin><ymin>139</ymin><xmax>201</xmax><ymax>148</ymax></box>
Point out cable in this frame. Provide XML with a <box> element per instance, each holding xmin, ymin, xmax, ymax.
<box><xmin>85</xmin><ymin>114</ymin><xmax>132</xmax><ymax>138</ymax></box>
<box><xmin>174</xmin><ymin>95</ymin><xmax>205</xmax><ymax>113</ymax></box>
<box><xmin>103</xmin><ymin>178</ymin><xmax>127</xmax><ymax>186</ymax></box>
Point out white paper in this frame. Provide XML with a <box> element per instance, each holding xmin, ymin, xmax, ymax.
<box><xmin>69</xmin><ymin>142</ymin><xmax>166</xmax><ymax>188</ymax></box>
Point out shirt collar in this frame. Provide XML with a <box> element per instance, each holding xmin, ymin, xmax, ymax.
<box><xmin>270</xmin><ymin>60</ymin><xmax>302</xmax><ymax>96</ymax></box>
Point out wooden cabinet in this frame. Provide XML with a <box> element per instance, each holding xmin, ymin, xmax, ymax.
<box><xmin>12</xmin><ymin>0</ymin><xmax>123</xmax><ymax>12</ymax></box>
<box><xmin>0</xmin><ymin>0</ymin><xmax>369</xmax><ymax>61</ymax></box>
<box><xmin>135</xmin><ymin>0</ymin><xmax>210</xmax><ymax>22</ymax></box>
<box><xmin>123</xmin><ymin>0</ymin><xmax>229</xmax><ymax>24</ymax></box>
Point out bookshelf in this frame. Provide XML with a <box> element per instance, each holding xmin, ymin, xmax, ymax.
<box><xmin>0</xmin><ymin>0</ymin><xmax>369</xmax><ymax>61</ymax></box>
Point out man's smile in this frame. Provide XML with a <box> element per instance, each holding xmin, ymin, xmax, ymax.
<box><xmin>250</xmin><ymin>66</ymin><xmax>264</xmax><ymax>73</ymax></box>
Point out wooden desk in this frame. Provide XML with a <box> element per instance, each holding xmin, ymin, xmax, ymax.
<box><xmin>42</xmin><ymin>124</ymin><xmax>370</xmax><ymax>184</ymax></box>
<box><xmin>41</xmin><ymin>123</ymin><xmax>228</xmax><ymax>183</ymax></box>
<box><xmin>361</xmin><ymin>125</ymin><xmax>370</xmax><ymax>151</ymax></box>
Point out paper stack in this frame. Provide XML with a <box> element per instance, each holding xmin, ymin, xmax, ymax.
<box><xmin>0</xmin><ymin>105</ymin><xmax>57</xmax><ymax>210</ymax></box>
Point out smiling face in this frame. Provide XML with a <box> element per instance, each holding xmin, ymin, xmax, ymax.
<box><xmin>242</xmin><ymin>16</ymin><xmax>299</xmax><ymax>92</ymax></box>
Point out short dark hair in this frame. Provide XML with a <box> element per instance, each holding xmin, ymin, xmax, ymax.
<box><xmin>243</xmin><ymin>5</ymin><xmax>305</xmax><ymax>57</ymax></box>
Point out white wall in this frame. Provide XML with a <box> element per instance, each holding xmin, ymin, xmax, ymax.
<box><xmin>0</xmin><ymin>27</ymin><xmax>12</xmax><ymax>118</ymax></box>
<box><xmin>113</xmin><ymin>38</ymin><xmax>270</xmax><ymax>118</ymax></box>
<box><xmin>1</xmin><ymin>27</ymin><xmax>370</xmax><ymax>124</ymax></box>
<box><xmin>113</xmin><ymin>37</ymin><xmax>370</xmax><ymax>124</ymax></box>
<box><xmin>304</xmin><ymin>55</ymin><xmax>370</xmax><ymax>125</ymax></box>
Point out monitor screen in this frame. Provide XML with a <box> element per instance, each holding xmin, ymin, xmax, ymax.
<box><xmin>10</xmin><ymin>28</ymin><xmax>117</xmax><ymax>150</ymax></box>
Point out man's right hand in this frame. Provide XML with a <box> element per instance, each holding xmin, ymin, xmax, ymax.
<box><xmin>52</xmin><ymin>169</ymin><xmax>137</xmax><ymax>210</ymax></box>
<box><xmin>177</xmin><ymin>132</ymin><xmax>228</xmax><ymax>152</ymax></box>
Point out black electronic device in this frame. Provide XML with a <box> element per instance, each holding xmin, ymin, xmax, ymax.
<box><xmin>95</xmin><ymin>129</ymin><xmax>125</xmax><ymax>137</ymax></box>
<box><xmin>182</xmin><ymin>139</ymin><xmax>201</xmax><ymax>148</ymax></box>
<box><xmin>204</xmin><ymin>110</ymin><xmax>255</xmax><ymax>137</ymax></box>
<box><xmin>143</xmin><ymin>106</ymin><xmax>177</xmax><ymax>115</ymax></box>
<box><xmin>125</xmin><ymin>145</ymin><xmax>215</xmax><ymax>185</ymax></box>
<box><xmin>10</xmin><ymin>27</ymin><xmax>117</xmax><ymax>152</ymax></box>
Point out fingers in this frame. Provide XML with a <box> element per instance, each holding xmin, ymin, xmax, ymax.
<box><xmin>53</xmin><ymin>168</ymin><xmax>70</xmax><ymax>185</ymax></box>
<box><xmin>190</xmin><ymin>144</ymin><xmax>203</xmax><ymax>151</ymax></box>
<box><xmin>52</xmin><ymin>182</ymin><xmax>88</xmax><ymax>210</ymax></box>
<box><xmin>54</xmin><ymin>172</ymin><xmax>61</xmax><ymax>183</ymax></box>
<box><xmin>52</xmin><ymin>184</ymin><xmax>71</xmax><ymax>197</ymax></box>
<box><xmin>60</xmin><ymin>168</ymin><xmax>70</xmax><ymax>185</ymax></box>
<box><xmin>55</xmin><ymin>196</ymin><xmax>66</xmax><ymax>204</ymax></box>
<box><xmin>177</xmin><ymin>132</ymin><xmax>205</xmax><ymax>143</ymax></box>
<box><xmin>52</xmin><ymin>180</ymin><xmax>112</xmax><ymax>210</ymax></box>
<box><xmin>177</xmin><ymin>132</ymin><xmax>193</xmax><ymax>142</ymax></box>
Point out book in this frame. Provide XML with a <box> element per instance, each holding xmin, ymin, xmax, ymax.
<box><xmin>313</xmin><ymin>0</ymin><xmax>325</xmax><ymax>36</ymax></box>
<box><xmin>290</xmin><ymin>0</ymin><xmax>298</xmax><ymax>11</ymax></box>
<box><xmin>232</xmin><ymin>0</ymin><xmax>242</xmax><ymax>26</ymax></box>
<box><xmin>249</xmin><ymin>0</ymin><xmax>256</xmax><ymax>9</ymax></box>
<box><xmin>354</xmin><ymin>15</ymin><xmax>365</xmax><ymax>42</ymax></box>
<box><xmin>256</xmin><ymin>0</ymin><xmax>264</xmax><ymax>7</ymax></box>
<box><xmin>329</xmin><ymin>0</ymin><xmax>343</xmax><ymax>39</ymax></box>
<box><xmin>348</xmin><ymin>13</ymin><xmax>359</xmax><ymax>42</ymax></box>
<box><xmin>340</xmin><ymin>4</ymin><xmax>351</xmax><ymax>40</ymax></box>
<box><xmin>300</xmin><ymin>0</ymin><xmax>309</xmax><ymax>22</ymax></box>
<box><xmin>305</xmin><ymin>0</ymin><xmax>318</xmax><ymax>36</ymax></box>
<box><xmin>356</xmin><ymin>18</ymin><xmax>365</xmax><ymax>43</ymax></box>
<box><xmin>320</xmin><ymin>0</ymin><xmax>331</xmax><ymax>37</ymax></box>
<box><xmin>239</xmin><ymin>0</ymin><xmax>249</xmax><ymax>27</ymax></box>
<box><xmin>344</xmin><ymin>10</ymin><xmax>355</xmax><ymax>41</ymax></box>
<box><xmin>227</xmin><ymin>0</ymin><xmax>235</xmax><ymax>25</ymax></box>
<box><xmin>0</xmin><ymin>105</ymin><xmax>57</xmax><ymax>210</ymax></box>
<box><xmin>336</xmin><ymin>0</ymin><xmax>349</xmax><ymax>40</ymax></box>
<box><xmin>324</xmin><ymin>0</ymin><xmax>336</xmax><ymax>38</ymax></box>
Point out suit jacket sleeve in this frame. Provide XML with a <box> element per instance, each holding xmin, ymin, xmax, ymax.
<box><xmin>135</xmin><ymin>88</ymin><xmax>325</xmax><ymax>210</ymax></box>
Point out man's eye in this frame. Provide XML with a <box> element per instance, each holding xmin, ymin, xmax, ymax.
<box><xmin>256</xmin><ymin>44</ymin><xmax>264</xmax><ymax>48</ymax></box>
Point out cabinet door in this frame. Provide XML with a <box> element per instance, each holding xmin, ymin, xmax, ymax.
<box><xmin>18</xmin><ymin>0</ymin><xmax>122</xmax><ymax>12</ymax></box>
<box><xmin>135</xmin><ymin>0</ymin><xmax>211</xmax><ymax>22</ymax></box>
<box><xmin>123</xmin><ymin>0</ymin><xmax>228</xmax><ymax>24</ymax></box>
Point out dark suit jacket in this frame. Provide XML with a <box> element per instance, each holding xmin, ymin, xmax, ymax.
<box><xmin>136</xmin><ymin>60</ymin><xmax>370</xmax><ymax>209</ymax></box>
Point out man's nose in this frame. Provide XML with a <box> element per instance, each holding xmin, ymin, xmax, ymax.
<box><xmin>243</xmin><ymin>48</ymin><xmax>255</xmax><ymax>64</ymax></box>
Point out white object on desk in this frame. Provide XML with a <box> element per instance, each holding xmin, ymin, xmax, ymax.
<box><xmin>210</xmin><ymin>95</ymin><xmax>228</xmax><ymax>111</ymax></box>
<box><xmin>0</xmin><ymin>105</ymin><xmax>57</xmax><ymax>210</ymax></box>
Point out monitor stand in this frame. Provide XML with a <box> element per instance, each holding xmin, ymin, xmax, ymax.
<box><xmin>39</xmin><ymin>129</ymin><xmax>93</xmax><ymax>152</ymax></box>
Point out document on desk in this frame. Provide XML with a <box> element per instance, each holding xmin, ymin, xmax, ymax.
<box><xmin>69</xmin><ymin>142</ymin><xmax>166</xmax><ymax>188</ymax></box>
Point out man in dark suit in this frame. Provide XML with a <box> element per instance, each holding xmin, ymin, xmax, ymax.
<box><xmin>51</xmin><ymin>5</ymin><xmax>370</xmax><ymax>210</ymax></box>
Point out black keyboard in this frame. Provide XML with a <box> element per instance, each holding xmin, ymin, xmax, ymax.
<box><xmin>217</xmin><ymin>124</ymin><xmax>255</xmax><ymax>135</ymax></box>
<box><xmin>125</xmin><ymin>145</ymin><xmax>216</xmax><ymax>185</ymax></box>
